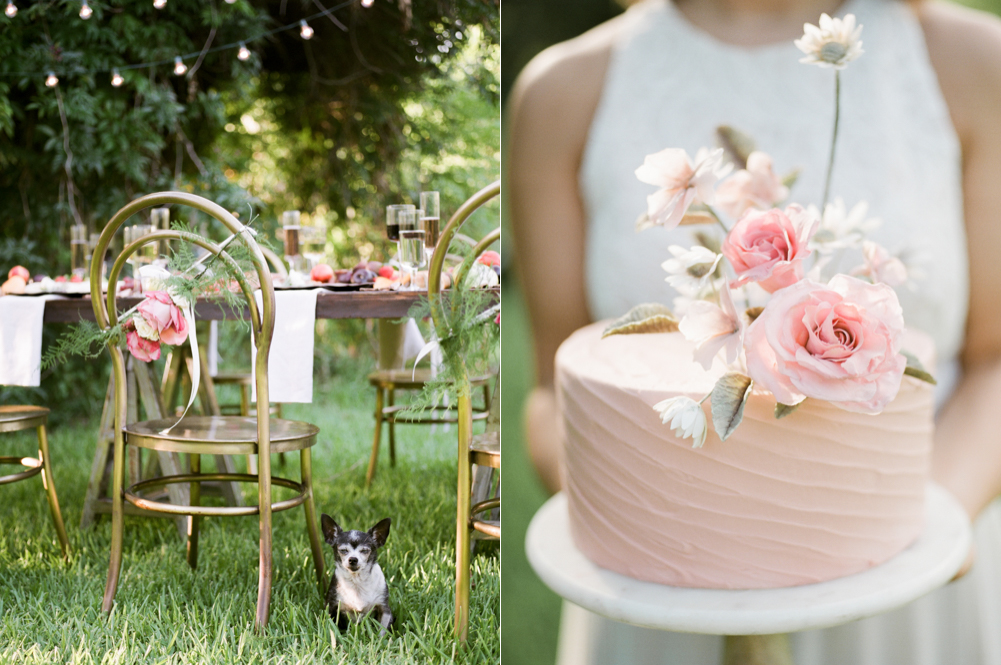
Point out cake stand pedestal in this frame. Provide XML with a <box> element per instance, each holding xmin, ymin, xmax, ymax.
<box><xmin>526</xmin><ymin>483</ymin><xmax>972</xmax><ymax>665</ymax></box>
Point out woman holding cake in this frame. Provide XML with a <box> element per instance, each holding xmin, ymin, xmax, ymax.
<box><xmin>508</xmin><ymin>0</ymin><xmax>1001</xmax><ymax>662</ymax></box>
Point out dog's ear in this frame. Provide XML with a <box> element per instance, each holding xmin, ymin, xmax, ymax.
<box><xmin>369</xmin><ymin>518</ymin><xmax>391</xmax><ymax>548</ymax></box>
<box><xmin>321</xmin><ymin>514</ymin><xmax>342</xmax><ymax>544</ymax></box>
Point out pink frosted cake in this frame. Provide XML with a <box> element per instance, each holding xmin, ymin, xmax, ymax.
<box><xmin>556</xmin><ymin>321</ymin><xmax>935</xmax><ymax>589</ymax></box>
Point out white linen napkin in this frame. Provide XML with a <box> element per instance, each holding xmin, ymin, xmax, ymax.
<box><xmin>251</xmin><ymin>289</ymin><xmax>317</xmax><ymax>403</ymax></box>
<box><xmin>401</xmin><ymin>318</ymin><xmax>426</xmax><ymax>365</ymax></box>
<box><xmin>0</xmin><ymin>294</ymin><xmax>65</xmax><ymax>387</ymax></box>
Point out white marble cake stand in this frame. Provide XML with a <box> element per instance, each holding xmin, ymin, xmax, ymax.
<box><xmin>526</xmin><ymin>483</ymin><xmax>971</xmax><ymax>665</ymax></box>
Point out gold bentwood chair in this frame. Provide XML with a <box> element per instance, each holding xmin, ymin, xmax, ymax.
<box><xmin>90</xmin><ymin>192</ymin><xmax>326</xmax><ymax>628</ymax></box>
<box><xmin>427</xmin><ymin>181</ymin><xmax>501</xmax><ymax>642</ymax></box>
<box><xmin>365</xmin><ymin>232</ymin><xmax>494</xmax><ymax>487</ymax></box>
<box><xmin>0</xmin><ymin>406</ymin><xmax>70</xmax><ymax>558</ymax></box>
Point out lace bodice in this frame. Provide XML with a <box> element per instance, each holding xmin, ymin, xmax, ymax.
<box><xmin>580</xmin><ymin>0</ymin><xmax>968</xmax><ymax>368</ymax></box>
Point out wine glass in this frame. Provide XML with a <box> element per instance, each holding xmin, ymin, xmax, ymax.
<box><xmin>419</xmin><ymin>191</ymin><xmax>440</xmax><ymax>255</ymax></box>
<box><xmin>385</xmin><ymin>204</ymin><xmax>414</xmax><ymax>243</ymax></box>
<box><xmin>70</xmin><ymin>225</ymin><xmax>88</xmax><ymax>278</ymax></box>
<box><xmin>282</xmin><ymin>210</ymin><xmax>307</xmax><ymax>276</ymax></box>
<box><xmin>397</xmin><ymin>208</ymin><xmax>426</xmax><ymax>291</ymax></box>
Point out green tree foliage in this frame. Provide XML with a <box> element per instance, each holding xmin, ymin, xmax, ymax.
<box><xmin>0</xmin><ymin>0</ymin><xmax>499</xmax><ymax>418</ymax></box>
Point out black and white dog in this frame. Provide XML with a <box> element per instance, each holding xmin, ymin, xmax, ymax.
<box><xmin>321</xmin><ymin>514</ymin><xmax>394</xmax><ymax>633</ymax></box>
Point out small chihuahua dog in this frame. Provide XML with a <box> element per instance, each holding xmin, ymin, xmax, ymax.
<box><xmin>321</xmin><ymin>514</ymin><xmax>394</xmax><ymax>633</ymax></box>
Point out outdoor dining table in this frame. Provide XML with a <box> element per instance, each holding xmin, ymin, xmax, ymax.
<box><xmin>40</xmin><ymin>287</ymin><xmax>498</xmax><ymax>534</ymax></box>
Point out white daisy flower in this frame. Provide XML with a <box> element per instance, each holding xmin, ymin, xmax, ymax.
<box><xmin>653</xmin><ymin>396</ymin><xmax>708</xmax><ymax>448</ymax></box>
<box><xmin>795</xmin><ymin>14</ymin><xmax>864</xmax><ymax>70</ymax></box>
<box><xmin>808</xmin><ymin>198</ymin><xmax>882</xmax><ymax>253</ymax></box>
<box><xmin>662</xmin><ymin>245</ymin><xmax>722</xmax><ymax>293</ymax></box>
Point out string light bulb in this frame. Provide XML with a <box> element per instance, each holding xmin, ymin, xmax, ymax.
<box><xmin>224</xmin><ymin>0</ymin><xmax>236</xmax><ymax>3</ymax></box>
<box><xmin>299</xmin><ymin>19</ymin><xmax>313</xmax><ymax>40</ymax></box>
<box><xmin>361</xmin><ymin>0</ymin><xmax>374</xmax><ymax>6</ymax></box>
<box><xmin>153</xmin><ymin>0</ymin><xmax>166</xmax><ymax>8</ymax></box>
<box><xmin>4</xmin><ymin>1</ymin><xmax>16</xmax><ymax>17</ymax></box>
<box><xmin>79</xmin><ymin>0</ymin><xmax>92</xmax><ymax>19</ymax></box>
<box><xmin>45</xmin><ymin>72</ymin><xmax>59</xmax><ymax>88</ymax></box>
<box><xmin>237</xmin><ymin>42</ymin><xmax>251</xmax><ymax>61</ymax></box>
<box><xmin>111</xmin><ymin>68</ymin><xmax>123</xmax><ymax>87</ymax></box>
<box><xmin>173</xmin><ymin>57</ymin><xmax>187</xmax><ymax>76</ymax></box>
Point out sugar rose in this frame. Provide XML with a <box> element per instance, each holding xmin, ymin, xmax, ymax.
<box><xmin>744</xmin><ymin>275</ymin><xmax>906</xmax><ymax>414</ymax></box>
<box><xmin>722</xmin><ymin>205</ymin><xmax>817</xmax><ymax>293</ymax></box>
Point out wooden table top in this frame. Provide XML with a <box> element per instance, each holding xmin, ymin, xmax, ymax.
<box><xmin>41</xmin><ymin>288</ymin><xmax>498</xmax><ymax>323</ymax></box>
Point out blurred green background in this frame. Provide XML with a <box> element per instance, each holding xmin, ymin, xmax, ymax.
<box><xmin>499</xmin><ymin>1</ymin><xmax>1001</xmax><ymax>664</ymax></box>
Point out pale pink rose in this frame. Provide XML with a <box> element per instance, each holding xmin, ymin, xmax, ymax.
<box><xmin>159</xmin><ymin>308</ymin><xmax>188</xmax><ymax>346</ymax></box>
<box><xmin>715</xmin><ymin>152</ymin><xmax>790</xmax><ymax>220</ymax></box>
<box><xmin>679</xmin><ymin>284</ymin><xmax>743</xmax><ymax>370</ymax></box>
<box><xmin>722</xmin><ymin>204</ymin><xmax>817</xmax><ymax>293</ymax></box>
<box><xmin>851</xmin><ymin>241</ymin><xmax>908</xmax><ymax>287</ymax></box>
<box><xmin>137</xmin><ymin>290</ymin><xmax>186</xmax><ymax>344</ymax></box>
<box><xmin>127</xmin><ymin>330</ymin><xmax>161</xmax><ymax>362</ymax></box>
<box><xmin>635</xmin><ymin>147</ymin><xmax>731</xmax><ymax>230</ymax></box>
<box><xmin>744</xmin><ymin>275</ymin><xmax>906</xmax><ymax>414</ymax></box>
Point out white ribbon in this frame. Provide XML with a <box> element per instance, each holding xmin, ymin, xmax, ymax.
<box><xmin>159</xmin><ymin>302</ymin><xmax>199</xmax><ymax>435</ymax></box>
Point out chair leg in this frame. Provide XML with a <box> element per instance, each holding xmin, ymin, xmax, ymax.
<box><xmin>256</xmin><ymin>439</ymin><xmax>274</xmax><ymax>629</ymax></box>
<box><xmin>277</xmin><ymin>404</ymin><xmax>286</xmax><ymax>468</ymax></box>
<box><xmin>186</xmin><ymin>453</ymin><xmax>201</xmax><ymax>570</ymax></box>
<box><xmin>240</xmin><ymin>384</ymin><xmax>251</xmax><ymax>417</ymax></box>
<box><xmin>103</xmin><ymin>429</ymin><xmax>126</xmax><ymax>614</ymax></box>
<box><xmin>36</xmin><ymin>424</ymin><xmax>69</xmax><ymax>559</ymax></box>
<box><xmin>455</xmin><ymin>393</ymin><xmax>473</xmax><ymax>643</ymax></box>
<box><xmin>388</xmin><ymin>388</ymin><xmax>396</xmax><ymax>468</ymax></box>
<box><xmin>366</xmin><ymin>388</ymin><xmax>384</xmax><ymax>487</ymax></box>
<box><xmin>301</xmin><ymin>448</ymin><xmax>327</xmax><ymax>598</ymax></box>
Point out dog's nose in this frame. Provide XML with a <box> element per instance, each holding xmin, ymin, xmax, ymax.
<box><xmin>348</xmin><ymin>557</ymin><xmax>358</xmax><ymax>567</ymax></box>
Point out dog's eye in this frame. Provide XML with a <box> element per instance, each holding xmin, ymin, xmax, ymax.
<box><xmin>338</xmin><ymin>547</ymin><xmax>349</xmax><ymax>554</ymax></box>
<box><xmin>359</xmin><ymin>547</ymin><xmax>371</xmax><ymax>554</ymax></box>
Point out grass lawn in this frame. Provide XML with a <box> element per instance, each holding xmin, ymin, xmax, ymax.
<box><xmin>0</xmin><ymin>355</ymin><xmax>499</xmax><ymax>664</ymax></box>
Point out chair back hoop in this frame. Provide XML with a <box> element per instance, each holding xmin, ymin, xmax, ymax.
<box><xmin>90</xmin><ymin>192</ymin><xmax>274</xmax><ymax>346</ymax></box>
<box><xmin>260</xmin><ymin>245</ymin><xmax>289</xmax><ymax>280</ymax></box>
<box><xmin>89</xmin><ymin>192</ymin><xmax>276</xmax><ymax>427</ymax></box>
<box><xmin>427</xmin><ymin>180</ymin><xmax>500</xmax><ymax>337</ymax></box>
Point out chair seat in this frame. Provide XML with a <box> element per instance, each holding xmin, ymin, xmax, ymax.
<box><xmin>470</xmin><ymin>431</ymin><xmax>500</xmax><ymax>468</ymax></box>
<box><xmin>368</xmin><ymin>368</ymin><xmax>493</xmax><ymax>390</ymax></box>
<box><xmin>0</xmin><ymin>405</ymin><xmax>49</xmax><ymax>433</ymax></box>
<box><xmin>125</xmin><ymin>416</ymin><xmax>318</xmax><ymax>455</ymax></box>
<box><xmin>211</xmin><ymin>372</ymin><xmax>253</xmax><ymax>386</ymax></box>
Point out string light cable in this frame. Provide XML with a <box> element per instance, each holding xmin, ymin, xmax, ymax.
<box><xmin>1</xmin><ymin>0</ymin><xmax>373</xmax><ymax>85</ymax></box>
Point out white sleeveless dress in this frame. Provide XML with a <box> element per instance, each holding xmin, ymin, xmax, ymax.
<box><xmin>559</xmin><ymin>0</ymin><xmax>1001</xmax><ymax>662</ymax></box>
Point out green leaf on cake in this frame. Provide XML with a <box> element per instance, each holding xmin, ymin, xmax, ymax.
<box><xmin>745</xmin><ymin>306</ymin><xmax>764</xmax><ymax>323</ymax></box>
<box><xmin>782</xmin><ymin>167</ymin><xmax>802</xmax><ymax>190</ymax></box>
<box><xmin>710</xmin><ymin>373</ymin><xmax>753</xmax><ymax>441</ymax></box>
<box><xmin>716</xmin><ymin>125</ymin><xmax>756</xmax><ymax>170</ymax></box>
<box><xmin>774</xmin><ymin>401</ymin><xmax>802</xmax><ymax>419</ymax></box>
<box><xmin>901</xmin><ymin>350</ymin><xmax>937</xmax><ymax>385</ymax></box>
<box><xmin>602</xmin><ymin>304</ymin><xmax>680</xmax><ymax>338</ymax></box>
<box><xmin>693</xmin><ymin>231</ymin><xmax>722</xmax><ymax>255</ymax></box>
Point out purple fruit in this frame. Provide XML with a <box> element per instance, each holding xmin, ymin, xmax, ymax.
<box><xmin>33</xmin><ymin>274</ymin><xmax>47</xmax><ymax>282</ymax></box>
<box><xmin>350</xmin><ymin>269</ymin><xmax>376</xmax><ymax>284</ymax></box>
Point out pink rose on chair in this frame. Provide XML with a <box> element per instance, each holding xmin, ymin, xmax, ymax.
<box><xmin>126</xmin><ymin>330</ymin><xmax>161</xmax><ymax>362</ymax></box>
<box><xmin>744</xmin><ymin>275</ymin><xmax>906</xmax><ymax>414</ymax></box>
<box><xmin>715</xmin><ymin>151</ymin><xmax>790</xmax><ymax>219</ymax></box>
<box><xmin>722</xmin><ymin>204</ymin><xmax>817</xmax><ymax>293</ymax></box>
<box><xmin>138</xmin><ymin>290</ymin><xmax>188</xmax><ymax>345</ymax></box>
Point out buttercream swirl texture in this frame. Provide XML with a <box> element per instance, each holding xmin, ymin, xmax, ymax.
<box><xmin>556</xmin><ymin>322</ymin><xmax>933</xmax><ymax>589</ymax></box>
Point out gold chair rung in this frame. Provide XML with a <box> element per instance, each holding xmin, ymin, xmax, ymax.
<box><xmin>124</xmin><ymin>472</ymin><xmax>307</xmax><ymax>517</ymax></box>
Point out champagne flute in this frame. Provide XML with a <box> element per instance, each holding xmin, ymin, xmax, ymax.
<box><xmin>397</xmin><ymin>208</ymin><xmax>426</xmax><ymax>291</ymax></box>
<box><xmin>70</xmin><ymin>225</ymin><xmax>88</xmax><ymax>278</ymax></box>
<box><xmin>282</xmin><ymin>210</ymin><xmax>306</xmax><ymax>276</ymax></box>
<box><xmin>151</xmin><ymin>207</ymin><xmax>170</xmax><ymax>258</ymax></box>
<box><xmin>385</xmin><ymin>204</ymin><xmax>414</xmax><ymax>243</ymax></box>
<box><xmin>419</xmin><ymin>191</ymin><xmax>440</xmax><ymax>254</ymax></box>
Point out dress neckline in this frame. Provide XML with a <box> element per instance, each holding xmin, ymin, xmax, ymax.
<box><xmin>658</xmin><ymin>0</ymin><xmax>867</xmax><ymax>57</ymax></box>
